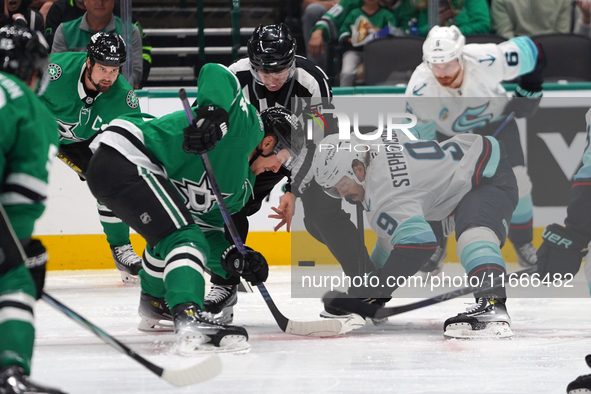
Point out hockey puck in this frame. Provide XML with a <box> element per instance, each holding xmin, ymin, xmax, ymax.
<box><xmin>298</xmin><ymin>260</ymin><xmax>315</xmax><ymax>267</ymax></box>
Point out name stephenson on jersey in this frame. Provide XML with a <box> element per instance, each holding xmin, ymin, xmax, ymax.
<box><xmin>405</xmin><ymin>37</ymin><xmax>539</xmax><ymax>139</ymax></box>
<box><xmin>361</xmin><ymin>131</ymin><xmax>500</xmax><ymax>251</ymax></box>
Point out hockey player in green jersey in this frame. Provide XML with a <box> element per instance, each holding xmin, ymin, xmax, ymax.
<box><xmin>0</xmin><ymin>25</ymin><xmax>66</xmax><ymax>394</ymax></box>
<box><xmin>40</xmin><ymin>32</ymin><xmax>144</xmax><ymax>284</ymax></box>
<box><xmin>85</xmin><ymin>63</ymin><xmax>303</xmax><ymax>353</ymax></box>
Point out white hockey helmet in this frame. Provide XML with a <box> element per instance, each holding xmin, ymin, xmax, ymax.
<box><xmin>422</xmin><ymin>25</ymin><xmax>465</xmax><ymax>65</ymax></box>
<box><xmin>313</xmin><ymin>134</ymin><xmax>366</xmax><ymax>198</ymax></box>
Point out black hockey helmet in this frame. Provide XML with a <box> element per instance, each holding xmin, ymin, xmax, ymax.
<box><xmin>247</xmin><ymin>23</ymin><xmax>296</xmax><ymax>74</ymax></box>
<box><xmin>87</xmin><ymin>32</ymin><xmax>127</xmax><ymax>67</ymax></box>
<box><xmin>260</xmin><ymin>107</ymin><xmax>305</xmax><ymax>171</ymax></box>
<box><xmin>0</xmin><ymin>25</ymin><xmax>50</xmax><ymax>96</ymax></box>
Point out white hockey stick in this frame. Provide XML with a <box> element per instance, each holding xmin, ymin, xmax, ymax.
<box><xmin>179</xmin><ymin>89</ymin><xmax>345</xmax><ymax>337</ymax></box>
<box><xmin>42</xmin><ymin>292</ymin><xmax>221</xmax><ymax>386</ymax></box>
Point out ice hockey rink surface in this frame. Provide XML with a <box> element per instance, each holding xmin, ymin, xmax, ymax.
<box><xmin>32</xmin><ymin>263</ymin><xmax>591</xmax><ymax>394</ymax></box>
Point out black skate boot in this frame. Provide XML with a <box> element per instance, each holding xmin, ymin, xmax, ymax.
<box><xmin>0</xmin><ymin>365</ymin><xmax>67</xmax><ymax>394</ymax></box>
<box><xmin>203</xmin><ymin>284</ymin><xmax>238</xmax><ymax>324</ymax></box>
<box><xmin>566</xmin><ymin>354</ymin><xmax>591</xmax><ymax>394</ymax></box>
<box><xmin>418</xmin><ymin>237</ymin><xmax>447</xmax><ymax>277</ymax></box>
<box><xmin>110</xmin><ymin>244</ymin><xmax>142</xmax><ymax>284</ymax></box>
<box><xmin>137</xmin><ymin>291</ymin><xmax>173</xmax><ymax>332</ymax></box>
<box><xmin>513</xmin><ymin>242</ymin><xmax>538</xmax><ymax>267</ymax></box>
<box><xmin>444</xmin><ymin>297</ymin><xmax>513</xmax><ymax>339</ymax></box>
<box><xmin>173</xmin><ymin>302</ymin><xmax>250</xmax><ymax>354</ymax></box>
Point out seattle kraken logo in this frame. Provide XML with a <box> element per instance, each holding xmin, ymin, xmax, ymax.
<box><xmin>453</xmin><ymin>103</ymin><xmax>493</xmax><ymax>133</ymax></box>
<box><xmin>172</xmin><ymin>173</ymin><xmax>231</xmax><ymax>215</ymax></box>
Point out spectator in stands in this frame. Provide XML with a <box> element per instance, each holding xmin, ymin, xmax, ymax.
<box><xmin>302</xmin><ymin>0</ymin><xmax>337</xmax><ymax>70</ymax></box>
<box><xmin>574</xmin><ymin>0</ymin><xmax>591</xmax><ymax>37</ymax></box>
<box><xmin>45</xmin><ymin>0</ymin><xmax>150</xmax><ymax>88</ymax></box>
<box><xmin>411</xmin><ymin>0</ymin><xmax>491</xmax><ymax>37</ymax></box>
<box><xmin>3</xmin><ymin>0</ymin><xmax>44</xmax><ymax>31</ymax></box>
<box><xmin>491</xmin><ymin>0</ymin><xmax>571</xmax><ymax>39</ymax></box>
<box><xmin>307</xmin><ymin>0</ymin><xmax>417</xmax><ymax>72</ymax></box>
<box><xmin>43</xmin><ymin>0</ymin><xmax>84</xmax><ymax>46</ymax></box>
<box><xmin>51</xmin><ymin>0</ymin><xmax>143</xmax><ymax>88</ymax></box>
<box><xmin>338</xmin><ymin>0</ymin><xmax>399</xmax><ymax>86</ymax></box>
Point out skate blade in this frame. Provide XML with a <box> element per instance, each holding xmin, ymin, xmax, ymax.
<box><xmin>444</xmin><ymin>322</ymin><xmax>514</xmax><ymax>339</ymax></box>
<box><xmin>320</xmin><ymin>312</ymin><xmax>366</xmax><ymax>334</ymax></box>
<box><xmin>370</xmin><ymin>317</ymin><xmax>388</xmax><ymax>326</ymax></box>
<box><xmin>177</xmin><ymin>338</ymin><xmax>251</xmax><ymax>355</ymax></box>
<box><xmin>120</xmin><ymin>271</ymin><xmax>140</xmax><ymax>285</ymax></box>
<box><xmin>138</xmin><ymin>317</ymin><xmax>174</xmax><ymax>332</ymax></box>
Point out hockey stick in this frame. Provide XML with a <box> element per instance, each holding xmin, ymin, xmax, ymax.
<box><xmin>356</xmin><ymin>202</ymin><xmax>370</xmax><ymax>277</ymax></box>
<box><xmin>41</xmin><ymin>291</ymin><xmax>221</xmax><ymax>386</ymax></box>
<box><xmin>57</xmin><ymin>152</ymin><xmax>86</xmax><ymax>180</ymax></box>
<box><xmin>322</xmin><ymin>266</ymin><xmax>537</xmax><ymax>320</ymax></box>
<box><xmin>179</xmin><ymin>89</ymin><xmax>343</xmax><ymax>337</ymax></box>
<box><xmin>492</xmin><ymin>111</ymin><xmax>515</xmax><ymax>138</ymax></box>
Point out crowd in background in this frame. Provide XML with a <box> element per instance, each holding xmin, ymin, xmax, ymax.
<box><xmin>297</xmin><ymin>0</ymin><xmax>591</xmax><ymax>86</ymax></box>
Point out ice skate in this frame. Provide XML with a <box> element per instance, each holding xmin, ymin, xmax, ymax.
<box><xmin>418</xmin><ymin>237</ymin><xmax>447</xmax><ymax>278</ymax></box>
<box><xmin>444</xmin><ymin>297</ymin><xmax>514</xmax><ymax>339</ymax></box>
<box><xmin>110</xmin><ymin>244</ymin><xmax>142</xmax><ymax>284</ymax></box>
<box><xmin>173</xmin><ymin>302</ymin><xmax>250</xmax><ymax>355</ymax></box>
<box><xmin>321</xmin><ymin>296</ymin><xmax>390</xmax><ymax>329</ymax></box>
<box><xmin>0</xmin><ymin>365</ymin><xmax>67</xmax><ymax>394</ymax></box>
<box><xmin>320</xmin><ymin>302</ymin><xmax>366</xmax><ymax>333</ymax></box>
<box><xmin>203</xmin><ymin>284</ymin><xmax>238</xmax><ymax>324</ymax></box>
<box><xmin>137</xmin><ymin>291</ymin><xmax>173</xmax><ymax>332</ymax></box>
<box><xmin>566</xmin><ymin>355</ymin><xmax>591</xmax><ymax>394</ymax></box>
<box><xmin>568</xmin><ymin>374</ymin><xmax>591</xmax><ymax>394</ymax></box>
<box><xmin>514</xmin><ymin>242</ymin><xmax>538</xmax><ymax>268</ymax></box>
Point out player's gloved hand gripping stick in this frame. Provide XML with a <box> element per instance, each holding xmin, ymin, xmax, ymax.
<box><xmin>179</xmin><ymin>89</ymin><xmax>348</xmax><ymax>337</ymax></box>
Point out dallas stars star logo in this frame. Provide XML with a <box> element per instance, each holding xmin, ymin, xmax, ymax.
<box><xmin>57</xmin><ymin>119</ymin><xmax>85</xmax><ymax>142</ymax></box>
<box><xmin>172</xmin><ymin>173</ymin><xmax>231</xmax><ymax>214</ymax></box>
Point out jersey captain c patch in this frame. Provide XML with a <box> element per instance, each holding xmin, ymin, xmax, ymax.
<box><xmin>47</xmin><ymin>63</ymin><xmax>62</xmax><ymax>81</ymax></box>
<box><xmin>126</xmin><ymin>90</ymin><xmax>139</xmax><ymax>109</ymax></box>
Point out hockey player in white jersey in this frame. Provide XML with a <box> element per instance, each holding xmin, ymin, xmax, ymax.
<box><xmin>314</xmin><ymin>130</ymin><xmax>519</xmax><ymax>338</ymax></box>
<box><xmin>405</xmin><ymin>25</ymin><xmax>546</xmax><ymax>273</ymax></box>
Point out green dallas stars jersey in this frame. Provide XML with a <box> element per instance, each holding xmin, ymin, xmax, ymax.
<box><xmin>91</xmin><ymin>63</ymin><xmax>264</xmax><ymax>229</ymax></box>
<box><xmin>0</xmin><ymin>72</ymin><xmax>59</xmax><ymax>240</ymax></box>
<box><xmin>40</xmin><ymin>51</ymin><xmax>140</xmax><ymax>145</ymax></box>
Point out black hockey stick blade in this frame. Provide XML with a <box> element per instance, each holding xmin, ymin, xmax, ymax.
<box><xmin>42</xmin><ymin>292</ymin><xmax>221</xmax><ymax>386</ymax></box>
<box><xmin>323</xmin><ymin>267</ymin><xmax>537</xmax><ymax>320</ymax></box>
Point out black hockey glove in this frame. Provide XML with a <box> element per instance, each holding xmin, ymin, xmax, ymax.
<box><xmin>536</xmin><ymin>223</ymin><xmax>589</xmax><ymax>278</ymax></box>
<box><xmin>182</xmin><ymin>105</ymin><xmax>229</xmax><ymax>155</ymax></box>
<box><xmin>23</xmin><ymin>239</ymin><xmax>48</xmax><ymax>300</ymax></box>
<box><xmin>504</xmin><ymin>40</ymin><xmax>546</xmax><ymax>118</ymax></box>
<box><xmin>221</xmin><ymin>245</ymin><xmax>269</xmax><ymax>285</ymax></box>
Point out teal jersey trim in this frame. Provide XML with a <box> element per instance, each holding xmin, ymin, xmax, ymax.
<box><xmin>511</xmin><ymin>194</ymin><xmax>533</xmax><ymax>224</ymax></box>
<box><xmin>508</xmin><ymin>36</ymin><xmax>538</xmax><ymax>76</ymax></box>
<box><xmin>391</xmin><ymin>215</ymin><xmax>436</xmax><ymax>247</ymax></box>
<box><xmin>370</xmin><ymin>242</ymin><xmax>389</xmax><ymax>270</ymax></box>
<box><xmin>460</xmin><ymin>240</ymin><xmax>506</xmax><ymax>273</ymax></box>
<box><xmin>483</xmin><ymin>136</ymin><xmax>501</xmax><ymax>178</ymax></box>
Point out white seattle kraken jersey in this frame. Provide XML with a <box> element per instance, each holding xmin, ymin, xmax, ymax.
<box><xmin>362</xmin><ymin>131</ymin><xmax>500</xmax><ymax>252</ymax></box>
<box><xmin>405</xmin><ymin>37</ymin><xmax>539</xmax><ymax>139</ymax></box>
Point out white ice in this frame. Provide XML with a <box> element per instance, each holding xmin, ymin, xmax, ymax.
<box><xmin>31</xmin><ymin>263</ymin><xmax>591</xmax><ymax>394</ymax></box>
